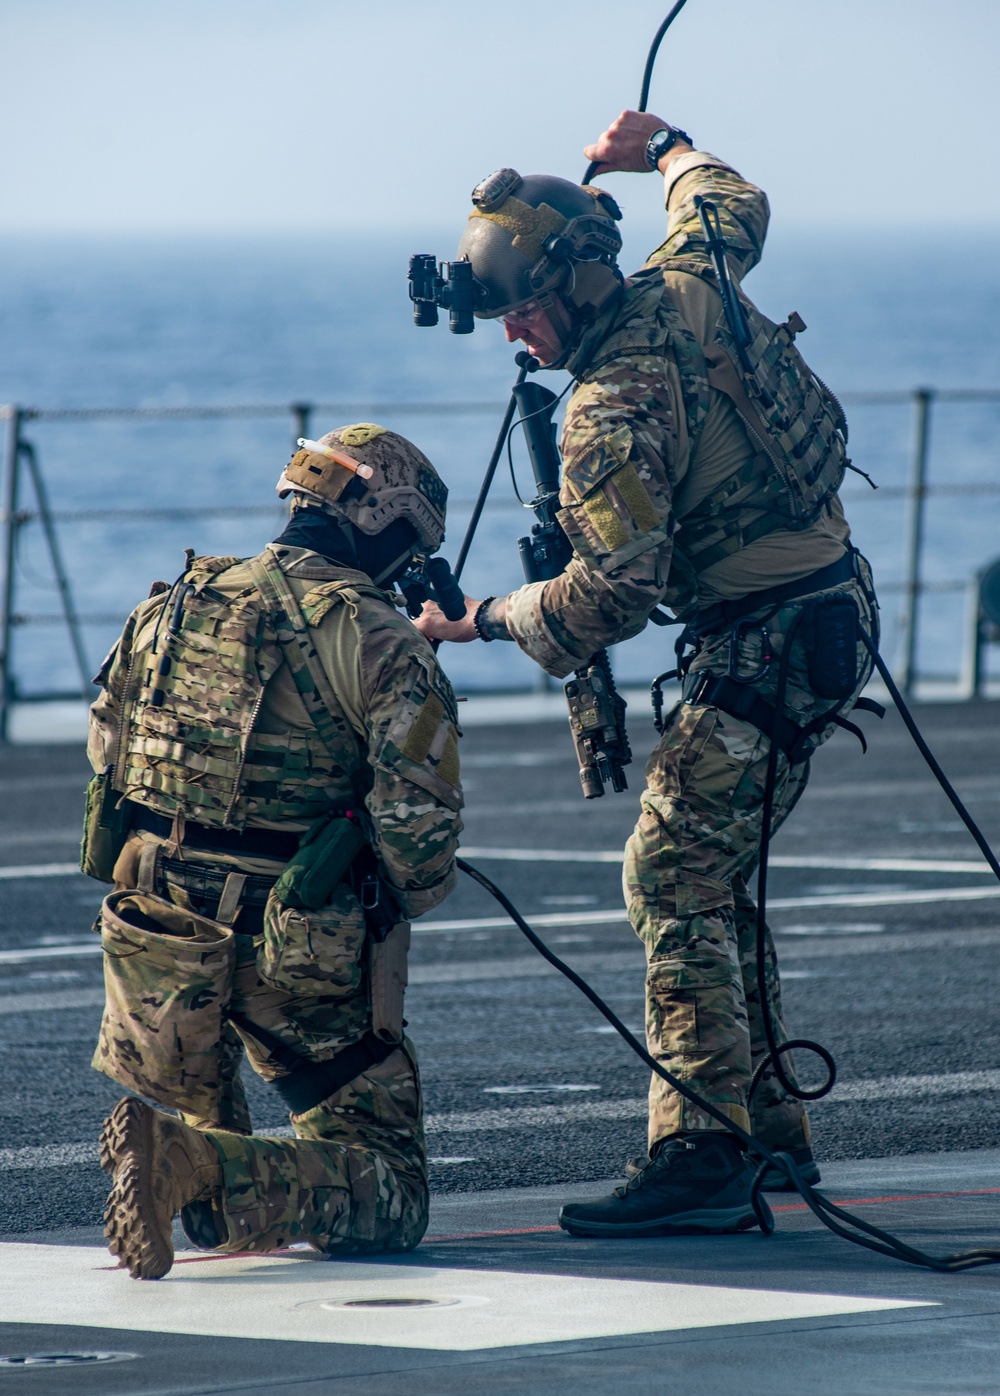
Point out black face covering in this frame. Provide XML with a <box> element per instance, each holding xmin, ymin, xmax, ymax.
<box><xmin>273</xmin><ymin>508</ymin><xmax>418</xmax><ymax>587</ymax></box>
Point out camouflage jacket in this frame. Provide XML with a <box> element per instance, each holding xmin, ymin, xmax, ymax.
<box><xmin>89</xmin><ymin>546</ymin><xmax>463</xmax><ymax>918</ymax></box>
<box><xmin>494</xmin><ymin>151</ymin><xmax>852</xmax><ymax>678</ymax></box>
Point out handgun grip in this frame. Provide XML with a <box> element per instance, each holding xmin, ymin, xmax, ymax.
<box><xmin>426</xmin><ymin>556</ymin><xmax>468</xmax><ymax>622</ymax></box>
<box><xmin>370</xmin><ymin>921</ymin><xmax>410</xmax><ymax>1043</ymax></box>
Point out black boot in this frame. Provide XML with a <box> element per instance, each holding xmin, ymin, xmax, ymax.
<box><xmin>559</xmin><ymin>1132</ymin><xmax>764</xmax><ymax>1238</ymax></box>
<box><xmin>750</xmin><ymin>1145</ymin><xmax>821</xmax><ymax>1191</ymax></box>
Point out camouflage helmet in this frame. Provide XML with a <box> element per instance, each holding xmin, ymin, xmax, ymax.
<box><xmin>276</xmin><ymin>423</ymin><xmax>447</xmax><ymax>552</ymax></box>
<box><xmin>457</xmin><ymin>169</ymin><xmax>623</xmax><ymax>319</ymax></box>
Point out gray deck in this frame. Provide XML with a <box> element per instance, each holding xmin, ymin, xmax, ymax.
<box><xmin>1</xmin><ymin>697</ymin><xmax>999</xmax><ymax>1393</ymax></box>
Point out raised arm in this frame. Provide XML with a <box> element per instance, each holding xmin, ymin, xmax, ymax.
<box><xmin>583</xmin><ymin>108</ymin><xmax>769</xmax><ymax>282</ymax></box>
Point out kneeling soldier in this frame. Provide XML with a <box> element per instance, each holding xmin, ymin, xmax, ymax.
<box><xmin>84</xmin><ymin>424</ymin><xmax>462</xmax><ymax>1278</ymax></box>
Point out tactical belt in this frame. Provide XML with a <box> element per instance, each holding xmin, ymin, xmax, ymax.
<box><xmin>683</xmin><ymin>672</ymin><xmax>883</xmax><ymax>765</ymax></box>
<box><xmin>687</xmin><ymin>550</ymin><xmax>856</xmax><ymax>638</ymax></box>
<box><xmin>229</xmin><ymin>1014</ymin><xmax>400</xmax><ymax>1115</ymax></box>
<box><xmin>131</xmin><ymin>806</ymin><xmax>301</xmax><ymax>861</ymax></box>
<box><xmin>160</xmin><ymin>856</ymin><xmax>277</xmax><ymax>907</ymax></box>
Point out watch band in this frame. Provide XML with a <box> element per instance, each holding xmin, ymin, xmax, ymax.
<box><xmin>645</xmin><ymin>126</ymin><xmax>692</xmax><ymax>171</ymax></box>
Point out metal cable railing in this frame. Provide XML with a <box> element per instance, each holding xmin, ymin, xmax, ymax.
<box><xmin>3</xmin><ymin>387</ymin><xmax>1000</xmax><ymax>736</ymax></box>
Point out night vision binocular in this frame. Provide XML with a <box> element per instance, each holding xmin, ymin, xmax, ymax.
<box><xmin>408</xmin><ymin>254</ymin><xmax>485</xmax><ymax>334</ymax></box>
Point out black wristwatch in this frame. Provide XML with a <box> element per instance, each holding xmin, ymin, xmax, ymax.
<box><xmin>645</xmin><ymin>126</ymin><xmax>692</xmax><ymax>170</ymax></box>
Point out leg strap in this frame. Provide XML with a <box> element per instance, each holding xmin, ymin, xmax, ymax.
<box><xmin>229</xmin><ymin>1013</ymin><xmax>398</xmax><ymax>1116</ymax></box>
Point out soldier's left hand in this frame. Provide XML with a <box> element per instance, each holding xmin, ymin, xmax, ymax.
<box><xmin>584</xmin><ymin>110</ymin><xmax>688</xmax><ymax>174</ymax></box>
<box><xmin>411</xmin><ymin>596</ymin><xmax>480</xmax><ymax>644</ymax></box>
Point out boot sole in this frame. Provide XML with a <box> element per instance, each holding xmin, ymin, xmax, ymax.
<box><xmin>558</xmin><ymin>1206</ymin><xmax>760</xmax><ymax>1238</ymax></box>
<box><xmin>101</xmin><ymin>1098</ymin><xmax>173</xmax><ymax>1280</ymax></box>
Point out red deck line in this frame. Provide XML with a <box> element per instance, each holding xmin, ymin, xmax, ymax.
<box><xmin>94</xmin><ymin>1187</ymin><xmax>1000</xmax><ymax>1266</ymax></box>
<box><xmin>771</xmin><ymin>1186</ymin><xmax>1000</xmax><ymax>1213</ymax></box>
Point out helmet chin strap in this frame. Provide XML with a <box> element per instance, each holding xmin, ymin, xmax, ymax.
<box><xmin>370</xmin><ymin>545</ymin><xmax>419</xmax><ymax>588</ymax></box>
<box><xmin>537</xmin><ymin>262</ymin><xmax>624</xmax><ymax>371</ymax></box>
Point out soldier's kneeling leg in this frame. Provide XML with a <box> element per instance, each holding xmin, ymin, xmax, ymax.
<box><xmin>182</xmin><ymin>1042</ymin><xmax>427</xmax><ymax>1255</ymax></box>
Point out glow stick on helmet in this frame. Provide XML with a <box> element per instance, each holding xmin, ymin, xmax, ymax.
<box><xmin>296</xmin><ymin>438</ymin><xmax>375</xmax><ymax>479</ymax></box>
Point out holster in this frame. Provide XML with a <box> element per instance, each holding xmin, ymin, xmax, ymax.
<box><xmin>369</xmin><ymin>921</ymin><xmax>410</xmax><ymax>1044</ymax></box>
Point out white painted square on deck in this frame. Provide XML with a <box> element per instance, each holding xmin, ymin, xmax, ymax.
<box><xmin>0</xmin><ymin>1245</ymin><xmax>933</xmax><ymax>1352</ymax></box>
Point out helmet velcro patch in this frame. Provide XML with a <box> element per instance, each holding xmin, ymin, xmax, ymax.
<box><xmin>470</xmin><ymin>197</ymin><xmax>565</xmax><ymax>262</ymax></box>
<box><xmin>337</xmin><ymin>423</ymin><xmax>388</xmax><ymax>447</ymax></box>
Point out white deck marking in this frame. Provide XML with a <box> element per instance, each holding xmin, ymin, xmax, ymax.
<box><xmin>416</xmin><ymin>884</ymin><xmax>1000</xmax><ymax>931</ymax></box>
<box><xmin>0</xmin><ymin>861</ymin><xmax>82</xmax><ymax>880</ymax></box>
<box><xmin>6</xmin><ymin>1070</ymin><xmax>1000</xmax><ymax>1173</ymax></box>
<box><xmin>0</xmin><ymin>987</ymin><xmax>104</xmax><ymax>1014</ymax></box>
<box><xmin>0</xmin><ymin>942</ymin><xmax>103</xmax><ymax>964</ymax></box>
<box><xmin>0</xmin><ymin>852</ymin><xmax>994</xmax><ymax>884</ymax></box>
<box><xmin>461</xmin><ymin>849</ymin><xmax>995</xmax><ymax>874</ymax></box>
<box><xmin>0</xmin><ymin>1245</ymin><xmax>931</xmax><ymax>1350</ymax></box>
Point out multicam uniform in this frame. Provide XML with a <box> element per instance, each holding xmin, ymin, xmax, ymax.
<box><xmin>488</xmin><ymin>151</ymin><xmax>878</xmax><ymax>1153</ymax></box>
<box><xmin>88</xmin><ymin>542</ymin><xmax>462</xmax><ymax>1253</ymax></box>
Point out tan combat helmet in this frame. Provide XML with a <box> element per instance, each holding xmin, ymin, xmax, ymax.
<box><xmin>277</xmin><ymin>422</ymin><xmax>447</xmax><ymax>553</ymax></box>
<box><xmin>457</xmin><ymin>169</ymin><xmax>623</xmax><ymax>323</ymax></box>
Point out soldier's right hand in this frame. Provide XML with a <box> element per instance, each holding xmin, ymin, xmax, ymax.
<box><xmin>584</xmin><ymin>110</ymin><xmax>690</xmax><ymax>175</ymax></box>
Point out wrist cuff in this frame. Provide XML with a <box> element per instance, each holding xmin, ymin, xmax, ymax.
<box><xmin>475</xmin><ymin>597</ymin><xmax>513</xmax><ymax>642</ymax></box>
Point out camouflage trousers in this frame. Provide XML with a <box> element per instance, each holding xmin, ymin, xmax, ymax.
<box><xmin>624</xmin><ymin>571</ymin><xmax>877</xmax><ymax>1148</ymax></box>
<box><xmin>184</xmin><ymin>938</ymin><xmax>427</xmax><ymax>1256</ymax></box>
<box><xmin>97</xmin><ymin>838</ymin><xmax>427</xmax><ymax>1255</ymax></box>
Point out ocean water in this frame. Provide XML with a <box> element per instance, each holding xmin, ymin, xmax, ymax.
<box><xmin>1</xmin><ymin>223</ymin><xmax>999</xmax><ymax>698</ymax></box>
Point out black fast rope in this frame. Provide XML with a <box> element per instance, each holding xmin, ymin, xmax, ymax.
<box><xmin>453</xmin><ymin>354</ymin><xmax>536</xmax><ymax>584</ymax></box>
<box><xmin>458</xmin><ymin>852</ymin><xmax>1000</xmax><ymax>1270</ymax></box>
<box><xmin>751</xmin><ymin>605</ymin><xmax>838</xmax><ymax>1106</ymax></box>
<box><xmin>581</xmin><ymin>0</ymin><xmax>691</xmax><ymax>185</ymax></box>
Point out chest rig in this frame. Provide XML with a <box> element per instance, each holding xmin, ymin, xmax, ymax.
<box><xmin>114</xmin><ymin>550</ymin><xmax>388</xmax><ymax>830</ymax></box>
<box><xmin>601</xmin><ymin>262</ymin><xmax>849</xmax><ymax>583</ymax></box>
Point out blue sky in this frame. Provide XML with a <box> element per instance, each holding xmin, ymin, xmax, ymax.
<box><xmin>1</xmin><ymin>0</ymin><xmax>998</xmax><ymax>234</ymax></box>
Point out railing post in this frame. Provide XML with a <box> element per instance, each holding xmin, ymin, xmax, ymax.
<box><xmin>959</xmin><ymin>573</ymin><xmax>984</xmax><ymax>700</ymax></box>
<box><xmin>19</xmin><ymin>438</ymin><xmax>91</xmax><ymax>699</ymax></box>
<box><xmin>898</xmin><ymin>387</ymin><xmax>933</xmax><ymax>698</ymax></box>
<box><xmin>0</xmin><ymin>407</ymin><xmax>22</xmax><ymax>742</ymax></box>
<box><xmin>291</xmin><ymin>402</ymin><xmax>313</xmax><ymax>449</ymax></box>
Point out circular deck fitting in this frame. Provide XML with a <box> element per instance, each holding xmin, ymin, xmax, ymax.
<box><xmin>0</xmin><ymin>1350</ymin><xmax>138</xmax><ymax>1367</ymax></box>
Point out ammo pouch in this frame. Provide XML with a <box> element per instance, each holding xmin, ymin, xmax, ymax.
<box><xmin>258</xmin><ymin>881</ymin><xmax>369</xmax><ymax>999</ymax></box>
<box><xmin>79</xmin><ymin>767</ymin><xmax>130</xmax><ymax>883</ymax></box>
<box><xmin>804</xmin><ymin>594</ymin><xmax>860</xmax><ymax>700</ymax></box>
<box><xmin>272</xmin><ymin>814</ymin><xmax>367</xmax><ymax>911</ymax></box>
<box><xmin>92</xmin><ymin>878</ymin><xmax>236</xmax><ymax>1121</ymax></box>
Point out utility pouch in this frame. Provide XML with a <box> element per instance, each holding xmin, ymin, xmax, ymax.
<box><xmin>273</xmin><ymin>814</ymin><xmax>367</xmax><ymax>912</ymax></box>
<box><xmin>369</xmin><ymin>921</ymin><xmax>410</xmax><ymax>1044</ymax></box>
<box><xmin>259</xmin><ymin>881</ymin><xmax>368</xmax><ymax>998</ymax></box>
<box><xmin>92</xmin><ymin>884</ymin><xmax>236</xmax><ymax>1121</ymax></box>
<box><xmin>79</xmin><ymin>767</ymin><xmax>129</xmax><ymax>883</ymax></box>
<box><xmin>806</xmin><ymin>595</ymin><xmax>860</xmax><ymax>700</ymax></box>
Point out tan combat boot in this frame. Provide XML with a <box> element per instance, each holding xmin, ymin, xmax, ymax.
<box><xmin>100</xmin><ymin>1096</ymin><xmax>223</xmax><ymax>1280</ymax></box>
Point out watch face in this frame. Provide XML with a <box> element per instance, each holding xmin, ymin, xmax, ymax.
<box><xmin>647</xmin><ymin>129</ymin><xmax>672</xmax><ymax>167</ymax></box>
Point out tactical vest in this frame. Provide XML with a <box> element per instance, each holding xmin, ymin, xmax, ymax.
<box><xmin>584</xmin><ymin>262</ymin><xmax>848</xmax><ymax>579</ymax></box>
<box><xmin>114</xmin><ymin>550</ymin><xmax>391</xmax><ymax>830</ymax></box>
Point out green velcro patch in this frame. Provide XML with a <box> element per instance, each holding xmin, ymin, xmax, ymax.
<box><xmin>613</xmin><ymin>462</ymin><xmax>661</xmax><ymax>533</ymax></box>
<box><xmin>337</xmin><ymin>423</ymin><xmax>388</xmax><ymax>446</ymax></box>
<box><xmin>438</xmin><ymin>728</ymin><xmax>460</xmax><ymax>788</ymax></box>
<box><xmin>582</xmin><ymin>492</ymin><xmax>629</xmax><ymax>552</ymax></box>
<box><xmin>401</xmin><ymin>691</ymin><xmax>445</xmax><ymax>765</ymax></box>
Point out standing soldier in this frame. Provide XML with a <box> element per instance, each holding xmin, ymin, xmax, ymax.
<box><xmin>415</xmin><ymin>112</ymin><xmax>878</xmax><ymax>1236</ymax></box>
<box><xmin>85</xmin><ymin>424</ymin><xmax>462</xmax><ymax>1277</ymax></box>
